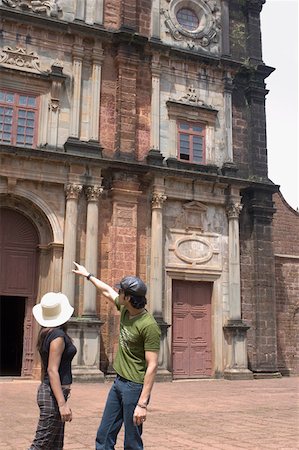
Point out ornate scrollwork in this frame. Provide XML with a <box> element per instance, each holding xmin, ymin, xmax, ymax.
<box><xmin>0</xmin><ymin>46</ymin><xmax>42</xmax><ymax>73</ymax></box>
<box><xmin>152</xmin><ymin>192</ymin><xmax>167</xmax><ymax>209</ymax></box>
<box><xmin>65</xmin><ymin>184</ymin><xmax>83</xmax><ymax>200</ymax></box>
<box><xmin>3</xmin><ymin>0</ymin><xmax>62</xmax><ymax>17</ymax></box>
<box><xmin>85</xmin><ymin>185</ymin><xmax>103</xmax><ymax>202</ymax></box>
<box><xmin>226</xmin><ymin>202</ymin><xmax>243</xmax><ymax>219</ymax></box>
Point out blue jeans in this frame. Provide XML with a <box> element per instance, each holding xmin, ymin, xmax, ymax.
<box><xmin>96</xmin><ymin>375</ymin><xmax>144</xmax><ymax>450</ymax></box>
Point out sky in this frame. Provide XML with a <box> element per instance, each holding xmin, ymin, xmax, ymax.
<box><xmin>260</xmin><ymin>0</ymin><xmax>299</xmax><ymax>210</ymax></box>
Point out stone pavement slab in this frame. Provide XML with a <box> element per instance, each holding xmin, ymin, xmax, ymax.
<box><xmin>0</xmin><ymin>377</ymin><xmax>298</xmax><ymax>450</ymax></box>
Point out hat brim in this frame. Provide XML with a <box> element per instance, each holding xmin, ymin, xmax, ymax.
<box><xmin>32</xmin><ymin>302</ymin><xmax>74</xmax><ymax>328</ymax></box>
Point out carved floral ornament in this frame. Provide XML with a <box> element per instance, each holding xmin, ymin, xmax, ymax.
<box><xmin>152</xmin><ymin>192</ymin><xmax>167</xmax><ymax>209</ymax></box>
<box><xmin>3</xmin><ymin>0</ymin><xmax>62</xmax><ymax>17</ymax></box>
<box><xmin>226</xmin><ymin>202</ymin><xmax>243</xmax><ymax>219</ymax></box>
<box><xmin>85</xmin><ymin>185</ymin><xmax>104</xmax><ymax>202</ymax></box>
<box><xmin>65</xmin><ymin>184</ymin><xmax>83</xmax><ymax>200</ymax></box>
<box><xmin>161</xmin><ymin>0</ymin><xmax>221</xmax><ymax>49</ymax></box>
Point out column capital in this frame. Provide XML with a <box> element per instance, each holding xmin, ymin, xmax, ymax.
<box><xmin>226</xmin><ymin>202</ymin><xmax>242</xmax><ymax>219</ymax></box>
<box><xmin>152</xmin><ymin>192</ymin><xmax>167</xmax><ymax>209</ymax></box>
<box><xmin>92</xmin><ymin>44</ymin><xmax>104</xmax><ymax>65</ymax></box>
<box><xmin>85</xmin><ymin>185</ymin><xmax>103</xmax><ymax>202</ymax></box>
<box><xmin>65</xmin><ymin>183</ymin><xmax>83</xmax><ymax>200</ymax></box>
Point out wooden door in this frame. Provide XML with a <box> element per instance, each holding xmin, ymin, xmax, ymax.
<box><xmin>0</xmin><ymin>208</ymin><xmax>39</xmax><ymax>376</ymax></box>
<box><xmin>172</xmin><ymin>280</ymin><xmax>212</xmax><ymax>378</ymax></box>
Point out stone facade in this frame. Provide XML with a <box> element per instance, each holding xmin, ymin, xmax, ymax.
<box><xmin>0</xmin><ymin>0</ymin><xmax>296</xmax><ymax>380</ymax></box>
<box><xmin>272</xmin><ymin>192</ymin><xmax>299</xmax><ymax>376</ymax></box>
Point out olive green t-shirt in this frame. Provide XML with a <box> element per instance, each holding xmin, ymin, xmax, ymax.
<box><xmin>113</xmin><ymin>297</ymin><xmax>161</xmax><ymax>384</ymax></box>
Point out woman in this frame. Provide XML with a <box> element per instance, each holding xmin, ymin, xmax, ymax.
<box><xmin>29</xmin><ymin>292</ymin><xmax>77</xmax><ymax>450</ymax></box>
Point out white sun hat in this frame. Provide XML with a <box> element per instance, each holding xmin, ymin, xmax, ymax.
<box><xmin>33</xmin><ymin>292</ymin><xmax>74</xmax><ymax>327</ymax></box>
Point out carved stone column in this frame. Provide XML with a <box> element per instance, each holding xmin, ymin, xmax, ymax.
<box><xmin>68</xmin><ymin>183</ymin><xmax>104</xmax><ymax>382</ymax></box>
<box><xmin>69</xmin><ymin>39</ymin><xmax>84</xmax><ymax>138</ymax></box>
<box><xmin>224</xmin><ymin>198</ymin><xmax>252</xmax><ymax>379</ymax></box>
<box><xmin>149</xmin><ymin>181</ymin><xmax>171</xmax><ymax>379</ymax></box>
<box><xmin>61</xmin><ymin>183</ymin><xmax>82</xmax><ymax>307</ymax></box>
<box><xmin>227</xmin><ymin>200</ymin><xmax>242</xmax><ymax>320</ymax></box>
<box><xmin>83</xmin><ymin>184</ymin><xmax>103</xmax><ymax>317</ymax></box>
<box><xmin>150</xmin><ymin>190</ymin><xmax>167</xmax><ymax>317</ymax></box>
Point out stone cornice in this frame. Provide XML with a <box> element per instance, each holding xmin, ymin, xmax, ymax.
<box><xmin>0</xmin><ymin>144</ymin><xmax>279</xmax><ymax>192</ymax></box>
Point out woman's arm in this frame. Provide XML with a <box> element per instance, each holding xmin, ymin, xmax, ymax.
<box><xmin>73</xmin><ymin>261</ymin><xmax>118</xmax><ymax>303</ymax></box>
<box><xmin>48</xmin><ymin>337</ymin><xmax>72</xmax><ymax>422</ymax></box>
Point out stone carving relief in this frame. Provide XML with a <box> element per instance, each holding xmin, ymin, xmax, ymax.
<box><xmin>161</xmin><ymin>0</ymin><xmax>221</xmax><ymax>50</ymax></box>
<box><xmin>167</xmin><ymin>229</ymin><xmax>221</xmax><ymax>271</ymax></box>
<box><xmin>175</xmin><ymin>201</ymin><xmax>207</xmax><ymax>230</ymax></box>
<box><xmin>0</xmin><ymin>46</ymin><xmax>42</xmax><ymax>73</ymax></box>
<box><xmin>3</xmin><ymin>0</ymin><xmax>62</xmax><ymax>17</ymax></box>
<box><xmin>171</xmin><ymin>85</ymin><xmax>215</xmax><ymax>110</ymax></box>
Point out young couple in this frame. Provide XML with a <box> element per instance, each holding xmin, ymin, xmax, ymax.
<box><xmin>29</xmin><ymin>262</ymin><xmax>161</xmax><ymax>450</ymax></box>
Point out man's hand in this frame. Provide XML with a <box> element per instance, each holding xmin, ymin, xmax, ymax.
<box><xmin>133</xmin><ymin>404</ymin><xmax>147</xmax><ymax>426</ymax></box>
<box><xmin>72</xmin><ymin>261</ymin><xmax>89</xmax><ymax>278</ymax></box>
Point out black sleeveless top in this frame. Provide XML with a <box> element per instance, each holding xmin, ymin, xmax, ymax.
<box><xmin>40</xmin><ymin>328</ymin><xmax>77</xmax><ymax>385</ymax></box>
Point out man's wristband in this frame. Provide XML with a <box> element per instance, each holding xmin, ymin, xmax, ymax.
<box><xmin>87</xmin><ymin>273</ymin><xmax>93</xmax><ymax>281</ymax></box>
<box><xmin>137</xmin><ymin>403</ymin><xmax>147</xmax><ymax>409</ymax></box>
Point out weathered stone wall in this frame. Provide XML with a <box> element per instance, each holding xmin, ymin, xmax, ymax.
<box><xmin>272</xmin><ymin>192</ymin><xmax>299</xmax><ymax>375</ymax></box>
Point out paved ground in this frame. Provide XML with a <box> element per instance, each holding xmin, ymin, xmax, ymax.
<box><xmin>0</xmin><ymin>377</ymin><xmax>298</xmax><ymax>450</ymax></box>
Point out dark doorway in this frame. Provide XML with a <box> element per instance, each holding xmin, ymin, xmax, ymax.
<box><xmin>0</xmin><ymin>296</ymin><xmax>26</xmax><ymax>376</ymax></box>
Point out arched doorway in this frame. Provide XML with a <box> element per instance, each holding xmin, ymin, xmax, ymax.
<box><xmin>0</xmin><ymin>208</ymin><xmax>39</xmax><ymax>376</ymax></box>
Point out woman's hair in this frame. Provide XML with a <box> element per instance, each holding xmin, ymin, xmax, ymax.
<box><xmin>127</xmin><ymin>294</ymin><xmax>147</xmax><ymax>309</ymax></box>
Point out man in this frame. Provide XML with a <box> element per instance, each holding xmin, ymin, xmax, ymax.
<box><xmin>73</xmin><ymin>262</ymin><xmax>161</xmax><ymax>450</ymax></box>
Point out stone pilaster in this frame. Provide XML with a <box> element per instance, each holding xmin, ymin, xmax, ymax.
<box><xmin>221</xmin><ymin>0</ymin><xmax>230</xmax><ymax>55</ymax></box>
<box><xmin>245</xmin><ymin>0</ymin><xmax>265</xmax><ymax>64</ymax></box>
<box><xmin>121</xmin><ymin>0</ymin><xmax>137</xmax><ymax>30</ymax></box>
<box><xmin>115</xmin><ymin>47</ymin><xmax>138</xmax><ymax>158</ymax></box>
<box><xmin>224</xmin><ymin>195</ymin><xmax>252</xmax><ymax>379</ymax></box>
<box><xmin>241</xmin><ymin>186</ymin><xmax>281</xmax><ymax>377</ymax></box>
<box><xmin>150</xmin><ymin>55</ymin><xmax>161</xmax><ymax>152</ymax></box>
<box><xmin>151</xmin><ymin>0</ymin><xmax>161</xmax><ymax>39</ymax></box>
<box><xmin>223</xmin><ymin>74</ymin><xmax>233</xmax><ymax>163</ymax></box>
<box><xmin>62</xmin><ymin>183</ymin><xmax>83</xmax><ymax>307</ymax></box>
<box><xmin>69</xmin><ymin>39</ymin><xmax>84</xmax><ymax>138</ymax></box>
<box><xmin>48</xmin><ymin>62</ymin><xmax>65</xmax><ymax>148</ymax></box>
<box><xmin>245</xmin><ymin>65</ymin><xmax>274</xmax><ymax>179</ymax></box>
<box><xmin>89</xmin><ymin>43</ymin><xmax>104</xmax><ymax>142</ymax></box>
<box><xmin>83</xmin><ymin>184</ymin><xmax>103</xmax><ymax>317</ymax></box>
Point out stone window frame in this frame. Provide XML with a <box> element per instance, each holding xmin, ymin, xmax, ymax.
<box><xmin>0</xmin><ymin>90</ymin><xmax>40</xmax><ymax>148</ymax></box>
<box><xmin>177</xmin><ymin>120</ymin><xmax>206</xmax><ymax>164</ymax></box>
<box><xmin>166</xmin><ymin>100</ymin><xmax>218</xmax><ymax>165</ymax></box>
<box><xmin>167</xmin><ymin>0</ymin><xmax>214</xmax><ymax>40</ymax></box>
<box><xmin>0</xmin><ymin>72</ymin><xmax>50</xmax><ymax>149</ymax></box>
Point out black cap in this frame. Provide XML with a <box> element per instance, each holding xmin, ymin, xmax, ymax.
<box><xmin>116</xmin><ymin>276</ymin><xmax>147</xmax><ymax>297</ymax></box>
